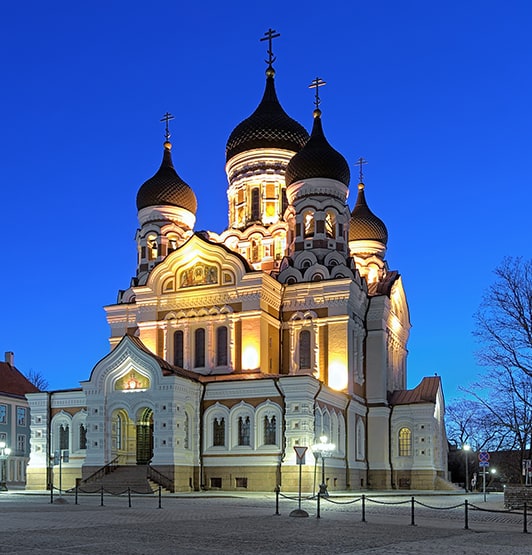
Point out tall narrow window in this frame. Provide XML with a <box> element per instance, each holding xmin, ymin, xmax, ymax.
<box><xmin>299</xmin><ymin>330</ymin><xmax>311</xmax><ymax>370</ymax></box>
<box><xmin>251</xmin><ymin>188</ymin><xmax>260</xmax><ymax>221</ymax></box>
<box><xmin>116</xmin><ymin>415</ymin><xmax>122</xmax><ymax>449</ymax></box>
<box><xmin>79</xmin><ymin>424</ymin><xmax>87</xmax><ymax>450</ymax></box>
<box><xmin>174</xmin><ymin>330</ymin><xmax>184</xmax><ymax>367</ymax></box>
<box><xmin>264</xmin><ymin>415</ymin><xmax>276</xmax><ymax>445</ymax></box>
<box><xmin>303</xmin><ymin>210</ymin><xmax>315</xmax><ymax>237</ymax></box>
<box><xmin>281</xmin><ymin>188</ymin><xmax>288</xmax><ymax>216</ymax></box>
<box><xmin>325</xmin><ymin>211</ymin><xmax>336</xmax><ymax>238</ymax></box>
<box><xmin>216</xmin><ymin>326</ymin><xmax>228</xmax><ymax>366</ymax></box>
<box><xmin>398</xmin><ymin>427</ymin><xmax>412</xmax><ymax>456</ymax></box>
<box><xmin>184</xmin><ymin>413</ymin><xmax>190</xmax><ymax>449</ymax></box>
<box><xmin>238</xmin><ymin>416</ymin><xmax>251</xmax><ymax>446</ymax></box>
<box><xmin>194</xmin><ymin>328</ymin><xmax>205</xmax><ymax>368</ymax></box>
<box><xmin>59</xmin><ymin>424</ymin><xmax>69</xmax><ymax>450</ymax></box>
<box><xmin>250</xmin><ymin>238</ymin><xmax>260</xmax><ymax>263</ymax></box>
<box><xmin>213</xmin><ymin>417</ymin><xmax>225</xmax><ymax>447</ymax></box>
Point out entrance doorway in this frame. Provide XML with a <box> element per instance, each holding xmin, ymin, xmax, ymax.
<box><xmin>136</xmin><ymin>408</ymin><xmax>153</xmax><ymax>465</ymax></box>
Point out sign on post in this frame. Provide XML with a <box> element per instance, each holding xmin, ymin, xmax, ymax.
<box><xmin>294</xmin><ymin>446</ymin><xmax>308</xmax><ymax>465</ymax></box>
<box><xmin>479</xmin><ymin>452</ymin><xmax>490</xmax><ymax>467</ymax></box>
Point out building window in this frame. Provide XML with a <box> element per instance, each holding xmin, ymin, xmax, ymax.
<box><xmin>325</xmin><ymin>211</ymin><xmax>336</xmax><ymax>238</ymax></box>
<box><xmin>216</xmin><ymin>326</ymin><xmax>228</xmax><ymax>366</ymax></box>
<box><xmin>79</xmin><ymin>424</ymin><xmax>87</xmax><ymax>450</ymax></box>
<box><xmin>59</xmin><ymin>424</ymin><xmax>69</xmax><ymax>450</ymax></box>
<box><xmin>17</xmin><ymin>407</ymin><xmax>26</xmax><ymax>426</ymax></box>
<box><xmin>264</xmin><ymin>415</ymin><xmax>276</xmax><ymax>445</ymax></box>
<box><xmin>251</xmin><ymin>188</ymin><xmax>260</xmax><ymax>221</ymax></box>
<box><xmin>213</xmin><ymin>417</ymin><xmax>225</xmax><ymax>447</ymax></box>
<box><xmin>147</xmin><ymin>233</ymin><xmax>158</xmax><ymax>260</ymax></box>
<box><xmin>0</xmin><ymin>405</ymin><xmax>6</xmax><ymax>424</ymax></box>
<box><xmin>398</xmin><ymin>427</ymin><xmax>412</xmax><ymax>456</ymax></box>
<box><xmin>235</xmin><ymin>477</ymin><xmax>248</xmax><ymax>488</ymax></box>
<box><xmin>250</xmin><ymin>238</ymin><xmax>260</xmax><ymax>263</ymax></box>
<box><xmin>238</xmin><ymin>416</ymin><xmax>251</xmax><ymax>446</ymax></box>
<box><xmin>281</xmin><ymin>188</ymin><xmax>288</xmax><ymax>216</ymax></box>
<box><xmin>174</xmin><ymin>330</ymin><xmax>184</xmax><ymax>367</ymax></box>
<box><xmin>210</xmin><ymin>477</ymin><xmax>222</xmax><ymax>488</ymax></box>
<box><xmin>184</xmin><ymin>413</ymin><xmax>190</xmax><ymax>449</ymax></box>
<box><xmin>303</xmin><ymin>210</ymin><xmax>315</xmax><ymax>238</ymax></box>
<box><xmin>299</xmin><ymin>330</ymin><xmax>311</xmax><ymax>370</ymax></box>
<box><xmin>194</xmin><ymin>328</ymin><xmax>206</xmax><ymax>368</ymax></box>
<box><xmin>17</xmin><ymin>434</ymin><xmax>26</xmax><ymax>453</ymax></box>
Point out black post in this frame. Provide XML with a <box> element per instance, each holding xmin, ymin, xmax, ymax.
<box><xmin>316</xmin><ymin>491</ymin><xmax>321</xmax><ymax>519</ymax></box>
<box><xmin>410</xmin><ymin>496</ymin><xmax>416</xmax><ymax>526</ymax></box>
<box><xmin>50</xmin><ymin>482</ymin><xmax>53</xmax><ymax>504</ymax></box>
<box><xmin>275</xmin><ymin>486</ymin><xmax>280</xmax><ymax>515</ymax></box>
<box><xmin>524</xmin><ymin>502</ymin><xmax>528</xmax><ymax>534</ymax></box>
<box><xmin>362</xmin><ymin>494</ymin><xmax>366</xmax><ymax>523</ymax></box>
<box><xmin>158</xmin><ymin>485</ymin><xmax>162</xmax><ymax>509</ymax></box>
<box><xmin>75</xmin><ymin>484</ymin><xmax>78</xmax><ymax>505</ymax></box>
<box><xmin>100</xmin><ymin>485</ymin><xmax>104</xmax><ymax>507</ymax></box>
<box><xmin>464</xmin><ymin>499</ymin><xmax>469</xmax><ymax>530</ymax></box>
<box><xmin>128</xmin><ymin>487</ymin><xmax>131</xmax><ymax>508</ymax></box>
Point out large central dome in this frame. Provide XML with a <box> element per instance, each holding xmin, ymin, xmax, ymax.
<box><xmin>225</xmin><ymin>68</ymin><xmax>309</xmax><ymax>162</ymax></box>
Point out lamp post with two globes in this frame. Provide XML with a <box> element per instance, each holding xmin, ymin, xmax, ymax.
<box><xmin>463</xmin><ymin>444</ymin><xmax>471</xmax><ymax>492</ymax></box>
<box><xmin>311</xmin><ymin>435</ymin><xmax>335</xmax><ymax>496</ymax></box>
<box><xmin>0</xmin><ymin>441</ymin><xmax>11</xmax><ymax>491</ymax></box>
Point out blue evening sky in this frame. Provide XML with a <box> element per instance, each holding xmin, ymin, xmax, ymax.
<box><xmin>1</xmin><ymin>1</ymin><xmax>530</xmax><ymax>402</ymax></box>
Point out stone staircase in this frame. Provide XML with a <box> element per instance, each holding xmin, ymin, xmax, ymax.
<box><xmin>80</xmin><ymin>465</ymin><xmax>154</xmax><ymax>494</ymax></box>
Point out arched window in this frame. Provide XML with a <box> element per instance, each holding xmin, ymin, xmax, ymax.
<box><xmin>325</xmin><ymin>211</ymin><xmax>336</xmax><ymax>238</ymax></box>
<box><xmin>194</xmin><ymin>328</ymin><xmax>205</xmax><ymax>368</ymax></box>
<box><xmin>251</xmin><ymin>188</ymin><xmax>260</xmax><ymax>221</ymax></box>
<box><xmin>213</xmin><ymin>417</ymin><xmax>225</xmax><ymax>447</ymax></box>
<box><xmin>264</xmin><ymin>415</ymin><xmax>276</xmax><ymax>445</ymax></box>
<box><xmin>174</xmin><ymin>330</ymin><xmax>184</xmax><ymax>367</ymax></box>
<box><xmin>356</xmin><ymin>418</ymin><xmax>365</xmax><ymax>460</ymax></box>
<box><xmin>147</xmin><ymin>233</ymin><xmax>158</xmax><ymax>260</ymax></box>
<box><xmin>299</xmin><ymin>330</ymin><xmax>311</xmax><ymax>370</ymax></box>
<box><xmin>238</xmin><ymin>416</ymin><xmax>251</xmax><ymax>446</ymax></box>
<box><xmin>250</xmin><ymin>238</ymin><xmax>260</xmax><ymax>263</ymax></box>
<box><xmin>303</xmin><ymin>210</ymin><xmax>315</xmax><ymax>238</ymax></box>
<box><xmin>79</xmin><ymin>424</ymin><xmax>87</xmax><ymax>450</ymax></box>
<box><xmin>116</xmin><ymin>414</ymin><xmax>123</xmax><ymax>450</ymax></box>
<box><xmin>398</xmin><ymin>427</ymin><xmax>412</xmax><ymax>456</ymax></box>
<box><xmin>59</xmin><ymin>424</ymin><xmax>69</xmax><ymax>450</ymax></box>
<box><xmin>184</xmin><ymin>413</ymin><xmax>190</xmax><ymax>449</ymax></box>
<box><xmin>216</xmin><ymin>326</ymin><xmax>228</xmax><ymax>366</ymax></box>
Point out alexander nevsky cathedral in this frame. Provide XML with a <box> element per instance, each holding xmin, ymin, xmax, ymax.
<box><xmin>26</xmin><ymin>31</ymin><xmax>448</xmax><ymax>493</ymax></box>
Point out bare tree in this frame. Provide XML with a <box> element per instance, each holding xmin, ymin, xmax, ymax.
<box><xmin>25</xmin><ymin>369</ymin><xmax>49</xmax><ymax>391</ymax></box>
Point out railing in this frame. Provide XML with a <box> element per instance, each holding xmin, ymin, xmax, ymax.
<box><xmin>147</xmin><ymin>464</ymin><xmax>174</xmax><ymax>492</ymax></box>
<box><xmin>81</xmin><ymin>456</ymin><xmax>120</xmax><ymax>484</ymax></box>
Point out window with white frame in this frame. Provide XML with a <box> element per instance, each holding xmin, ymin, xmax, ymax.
<box><xmin>17</xmin><ymin>434</ymin><xmax>26</xmax><ymax>453</ymax></box>
<box><xmin>356</xmin><ymin>418</ymin><xmax>365</xmax><ymax>460</ymax></box>
<box><xmin>0</xmin><ymin>404</ymin><xmax>6</xmax><ymax>424</ymax></box>
<box><xmin>299</xmin><ymin>330</ymin><xmax>311</xmax><ymax>369</ymax></box>
<box><xmin>184</xmin><ymin>412</ymin><xmax>190</xmax><ymax>449</ymax></box>
<box><xmin>216</xmin><ymin>326</ymin><xmax>228</xmax><ymax>366</ymax></box>
<box><xmin>237</xmin><ymin>416</ymin><xmax>251</xmax><ymax>446</ymax></box>
<box><xmin>174</xmin><ymin>330</ymin><xmax>184</xmax><ymax>367</ymax></box>
<box><xmin>213</xmin><ymin>417</ymin><xmax>225</xmax><ymax>447</ymax></box>
<box><xmin>398</xmin><ymin>427</ymin><xmax>412</xmax><ymax>456</ymax></box>
<box><xmin>194</xmin><ymin>328</ymin><xmax>206</xmax><ymax>368</ymax></box>
<box><xmin>16</xmin><ymin>406</ymin><xmax>26</xmax><ymax>426</ymax></box>
<box><xmin>263</xmin><ymin>415</ymin><xmax>276</xmax><ymax>445</ymax></box>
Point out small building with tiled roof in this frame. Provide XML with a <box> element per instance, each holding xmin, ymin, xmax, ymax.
<box><xmin>0</xmin><ymin>352</ymin><xmax>40</xmax><ymax>487</ymax></box>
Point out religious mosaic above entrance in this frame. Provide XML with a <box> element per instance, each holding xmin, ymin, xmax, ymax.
<box><xmin>180</xmin><ymin>262</ymin><xmax>218</xmax><ymax>288</ymax></box>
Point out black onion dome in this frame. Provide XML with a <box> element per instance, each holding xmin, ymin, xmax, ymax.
<box><xmin>285</xmin><ymin>110</ymin><xmax>350</xmax><ymax>187</ymax></box>
<box><xmin>225</xmin><ymin>69</ymin><xmax>309</xmax><ymax>162</ymax></box>
<box><xmin>136</xmin><ymin>142</ymin><xmax>197</xmax><ymax>214</ymax></box>
<box><xmin>349</xmin><ymin>183</ymin><xmax>388</xmax><ymax>244</ymax></box>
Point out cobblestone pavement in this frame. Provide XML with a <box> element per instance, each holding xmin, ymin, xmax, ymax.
<box><xmin>0</xmin><ymin>491</ymin><xmax>531</xmax><ymax>554</ymax></box>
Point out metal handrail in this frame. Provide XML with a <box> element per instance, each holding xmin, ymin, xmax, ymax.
<box><xmin>81</xmin><ymin>456</ymin><xmax>120</xmax><ymax>483</ymax></box>
<box><xmin>147</xmin><ymin>464</ymin><xmax>174</xmax><ymax>492</ymax></box>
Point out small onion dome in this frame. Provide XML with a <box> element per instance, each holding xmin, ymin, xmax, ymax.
<box><xmin>349</xmin><ymin>182</ymin><xmax>388</xmax><ymax>245</ymax></box>
<box><xmin>225</xmin><ymin>67</ymin><xmax>309</xmax><ymax>162</ymax></box>
<box><xmin>285</xmin><ymin>109</ymin><xmax>350</xmax><ymax>187</ymax></box>
<box><xmin>136</xmin><ymin>141</ymin><xmax>197</xmax><ymax>214</ymax></box>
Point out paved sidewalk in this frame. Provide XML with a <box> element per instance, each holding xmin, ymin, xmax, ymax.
<box><xmin>0</xmin><ymin>491</ymin><xmax>531</xmax><ymax>554</ymax></box>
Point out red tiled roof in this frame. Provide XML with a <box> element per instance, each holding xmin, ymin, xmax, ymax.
<box><xmin>389</xmin><ymin>376</ymin><xmax>441</xmax><ymax>406</ymax></box>
<box><xmin>0</xmin><ymin>362</ymin><xmax>40</xmax><ymax>396</ymax></box>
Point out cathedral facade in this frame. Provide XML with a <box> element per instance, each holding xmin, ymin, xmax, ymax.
<box><xmin>26</xmin><ymin>39</ymin><xmax>448</xmax><ymax>492</ymax></box>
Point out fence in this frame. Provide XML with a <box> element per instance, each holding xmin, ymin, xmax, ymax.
<box><xmin>275</xmin><ymin>489</ymin><xmax>531</xmax><ymax>534</ymax></box>
<box><xmin>49</xmin><ymin>484</ymin><xmax>163</xmax><ymax>509</ymax></box>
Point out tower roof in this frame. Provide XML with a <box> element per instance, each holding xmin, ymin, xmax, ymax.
<box><xmin>225</xmin><ymin>68</ymin><xmax>309</xmax><ymax>162</ymax></box>
<box><xmin>136</xmin><ymin>141</ymin><xmax>197</xmax><ymax>214</ymax></box>
<box><xmin>285</xmin><ymin>109</ymin><xmax>350</xmax><ymax>187</ymax></box>
<box><xmin>349</xmin><ymin>183</ymin><xmax>388</xmax><ymax>244</ymax></box>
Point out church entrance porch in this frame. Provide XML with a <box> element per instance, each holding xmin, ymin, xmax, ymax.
<box><xmin>111</xmin><ymin>407</ymin><xmax>153</xmax><ymax>465</ymax></box>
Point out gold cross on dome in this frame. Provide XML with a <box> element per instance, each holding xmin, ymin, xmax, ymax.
<box><xmin>356</xmin><ymin>157</ymin><xmax>368</xmax><ymax>182</ymax></box>
<box><xmin>309</xmin><ymin>77</ymin><xmax>326</xmax><ymax>109</ymax></box>
<box><xmin>260</xmin><ymin>28</ymin><xmax>280</xmax><ymax>67</ymax></box>
<box><xmin>160</xmin><ymin>112</ymin><xmax>175</xmax><ymax>141</ymax></box>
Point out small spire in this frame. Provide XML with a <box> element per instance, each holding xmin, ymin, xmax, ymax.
<box><xmin>309</xmin><ymin>77</ymin><xmax>326</xmax><ymax>115</ymax></box>
<box><xmin>160</xmin><ymin>112</ymin><xmax>175</xmax><ymax>147</ymax></box>
<box><xmin>260</xmin><ymin>28</ymin><xmax>280</xmax><ymax>74</ymax></box>
<box><xmin>356</xmin><ymin>157</ymin><xmax>368</xmax><ymax>185</ymax></box>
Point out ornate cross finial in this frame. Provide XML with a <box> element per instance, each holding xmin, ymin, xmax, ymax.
<box><xmin>160</xmin><ymin>112</ymin><xmax>175</xmax><ymax>141</ymax></box>
<box><xmin>308</xmin><ymin>77</ymin><xmax>326</xmax><ymax>109</ymax></box>
<box><xmin>260</xmin><ymin>28</ymin><xmax>280</xmax><ymax>67</ymax></box>
<box><xmin>356</xmin><ymin>157</ymin><xmax>368</xmax><ymax>182</ymax></box>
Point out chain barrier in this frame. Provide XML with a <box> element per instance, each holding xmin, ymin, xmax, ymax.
<box><xmin>52</xmin><ymin>484</ymin><xmax>164</xmax><ymax>508</ymax></box>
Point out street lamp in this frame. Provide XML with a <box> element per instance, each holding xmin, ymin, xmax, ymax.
<box><xmin>0</xmin><ymin>441</ymin><xmax>12</xmax><ymax>492</ymax></box>
<box><xmin>463</xmin><ymin>444</ymin><xmax>471</xmax><ymax>492</ymax></box>
<box><xmin>311</xmin><ymin>435</ymin><xmax>335</xmax><ymax>496</ymax></box>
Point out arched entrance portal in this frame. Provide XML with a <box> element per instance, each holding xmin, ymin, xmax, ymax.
<box><xmin>136</xmin><ymin>408</ymin><xmax>153</xmax><ymax>465</ymax></box>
